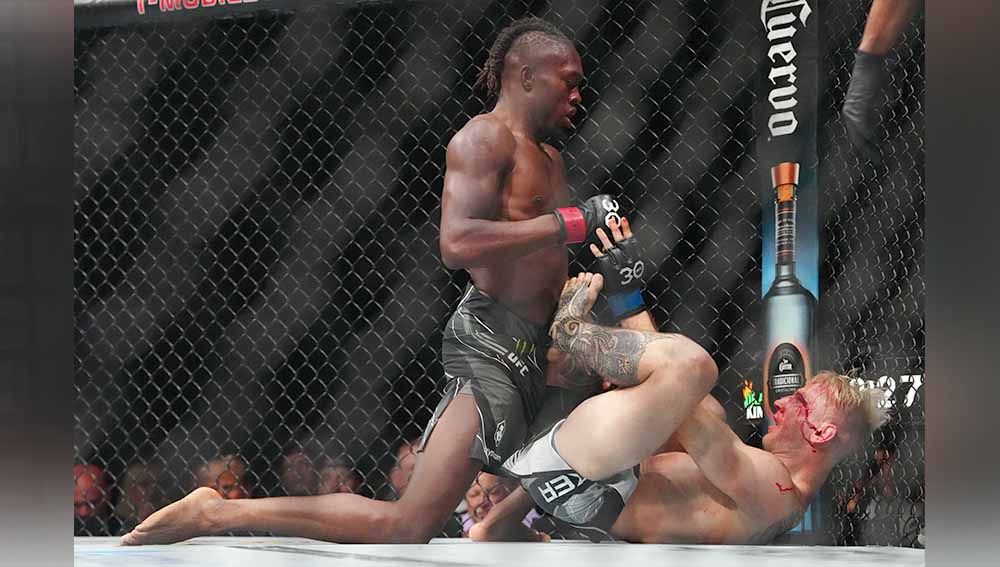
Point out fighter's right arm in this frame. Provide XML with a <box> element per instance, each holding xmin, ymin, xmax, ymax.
<box><xmin>439</xmin><ymin>121</ymin><xmax>563</xmax><ymax>269</ymax></box>
<box><xmin>858</xmin><ymin>0</ymin><xmax>921</xmax><ymax>56</ymax></box>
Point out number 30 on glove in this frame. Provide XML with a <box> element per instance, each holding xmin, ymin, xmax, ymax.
<box><xmin>594</xmin><ymin>232</ymin><xmax>647</xmax><ymax>321</ymax></box>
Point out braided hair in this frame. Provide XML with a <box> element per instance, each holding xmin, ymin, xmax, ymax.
<box><xmin>474</xmin><ymin>17</ymin><xmax>573</xmax><ymax>101</ymax></box>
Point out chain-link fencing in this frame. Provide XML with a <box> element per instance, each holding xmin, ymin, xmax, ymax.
<box><xmin>818</xmin><ymin>0</ymin><xmax>924</xmax><ymax>547</ymax></box>
<box><xmin>73</xmin><ymin>0</ymin><xmax>923</xmax><ymax>544</ymax></box>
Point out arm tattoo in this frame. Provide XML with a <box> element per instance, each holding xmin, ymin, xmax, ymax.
<box><xmin>548</xmin><ymin>353</ymin><xmax>597</xmax><ymax>390</ymax></box>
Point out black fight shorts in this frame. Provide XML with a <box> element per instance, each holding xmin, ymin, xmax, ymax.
<box><xmin>418</xmin><ymin>285</ymin><xmax>550</xmax><ymax>475</ymax></box>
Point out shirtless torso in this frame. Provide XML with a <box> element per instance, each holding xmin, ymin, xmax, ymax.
<box><xmin>441</xmin><ymin>113</ymin><xmax>571</xmax><ymax>324</ymax></box>
<box><xmin>612</xmin><ymin>449</ymin><xmax>806</xmax><ymax>544</ymax></box>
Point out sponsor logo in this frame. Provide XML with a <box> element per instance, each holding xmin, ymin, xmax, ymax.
<box><xmin>506</xmin><ymin>351</ymin><xmax>530</xmax><ymax>377</ymax></box>
<box><xmin>494</xmin><ymin>420</ymin><xmax>506</xmax><ymax>447</ymax></box>
<box><xmin>537</xmin><ymin>473</ymin><xmax>584</xmax><ymax>503</ymax></box>
<box><xmin>480</xmin><ymin>335</ymin><xmax>532</xmax><ymax>377</ymax></box>
<box><xmin>136</xmin><ymin>0</ymin><xmax>259</xmax><ymax>16</ymax></box>
<box><xmin>850</xmin><ymin>373</ymin><xmax>924</xmax><ymax>409</ymax></box>
<box><xmin>771</xmin><ymin>373</ymin><xmax>802</xmax><ymax>387</ymax></box>
<box><xmin>760</xmin><ymin>0</ymin><xmax>812</xmax><ymax>137</ymax></box>
<box><xmin>513</xmin><ymin>338</ymin><xmax>536</xmax><ymax>356</ymax></box>
<box><xmin>743</xmin><ymin>380</ymin><xmax>765</xmax><ymax>421</ymax></box>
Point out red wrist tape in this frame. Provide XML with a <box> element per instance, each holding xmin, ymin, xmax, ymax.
<box><xmin>555</xmin><ymin>207</ymin><xmax>587</xmax><ymax>244</ymax></box>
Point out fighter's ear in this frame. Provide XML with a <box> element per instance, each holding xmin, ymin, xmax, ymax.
<box><xmin>520</xmin><ymin>65</ymin><xmax>533</xmax><ymax>91</ymax></box>
<box><xmin>808</xmin><ymin>422</ymin><xmax>838</xmax><ymax>445</ymax></box>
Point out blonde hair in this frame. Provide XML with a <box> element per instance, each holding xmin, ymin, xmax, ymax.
<box><xmin>809</xmin><ymin>370</ymin><xmax>890</xmax><ymax>439</ymax></box>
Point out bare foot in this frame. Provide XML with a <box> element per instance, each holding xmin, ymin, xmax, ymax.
<box><xmin>552</xmin><ymin>272</ymin><xmax>603</xmax><ymax>326</ymax></box>
<box><xmin>549</xmin><ymin>272</ymin><xmax>603</xmax><ymax>353</ymax></box>
<box><xmin>469</xmin><ymin>520</ymin><xmax>551</xmax><ymax>542</ymax></box>
<box><xmin>120</xmin><ymin>487</ymin><xmax>223</xmax><ymax>545</ymax></box>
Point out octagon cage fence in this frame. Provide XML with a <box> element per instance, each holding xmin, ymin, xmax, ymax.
<box><xmin>73</xmin><ymin>0</ymin><xmax>924</xmax><ymax>546</ymax></box>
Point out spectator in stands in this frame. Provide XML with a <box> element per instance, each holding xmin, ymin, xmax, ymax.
<box><xmin>388</xmin><ymin>437</ymin><xmax>420</xmax><ymax>499</ymax></box>
<box><xmin>196</xmin><ymin>454</ymin><xmax>250</xmax><ymax>500</ymax></box>
<box><xmin>460</xmin><ymin>472</ymin><xmax>541</xmax><ymax>538</ymax></box>
<box><xmin>838</xmin><ymin>438</ymin><xmax>924</xmax><ymax>547</ymax></box>
<box><xmin>318</xmin><ymin>457</ymin><xmax>363</xmax><ymax>495</ymax></box>
<box><xmin>74</xmin><ymin>463</ymin><xmax>112</xmax><ymax>535</ymax></box>
<box><xmin>109</xmin><ymin>462</ymin><xmax>163</xmax><ymax>535</ymax></box>
<box><xmin>279</xmin><ymin>447</ymin><xmax>320</xmax><ymax>496</ymax></box>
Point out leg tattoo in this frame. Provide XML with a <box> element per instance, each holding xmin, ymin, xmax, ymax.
<box><xmin>550</xmin><ymin>280</ymin><xmax>673</xmax><ymax>387</ymax></box>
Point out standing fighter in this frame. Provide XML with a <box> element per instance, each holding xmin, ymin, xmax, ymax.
<box><xmin>122</xmin><ymin>17</ymin><xmax>629</xmax><ymax>545</ymax></box>
<box><xmin>471</xmin><ymin>221</ymin><xmax>888</xmax><ymax>544</ymax></box>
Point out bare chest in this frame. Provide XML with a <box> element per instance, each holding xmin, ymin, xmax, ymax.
<box><xmin>501</xmin><ymin>143</ymin><xmax>569</xmax><ymax>220</ymax></box>
<box><xmin>633</xmin><ymin>454</ymin><xmax>800</xmax><ymax>544</ymax></box>
<box><xmin>628</xmin><ymin>454</ymin><xmax>743</xmax><ymax>542</ymax></box>
<box><xmin>641</xmin><ymin>453</ymin><xmax>726</xmax><ymax>499</ymax></box>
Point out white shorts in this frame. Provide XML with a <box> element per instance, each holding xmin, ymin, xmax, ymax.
<box><xmin>502</xmin><ymin>418</ymin><xmax>639</xmax><ymax>532</ymax></box>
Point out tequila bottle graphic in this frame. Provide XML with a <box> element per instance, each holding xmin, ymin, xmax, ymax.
<box><xmin>762</xmin><ymin>162</ymin><xmax>816</xmax><ymax>424</ymax></box>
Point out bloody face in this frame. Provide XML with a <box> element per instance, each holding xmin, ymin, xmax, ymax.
<box><xmin>764</xmin><ymin>382</ymin><xmax>836</xmax><ymax>453</ymax></box>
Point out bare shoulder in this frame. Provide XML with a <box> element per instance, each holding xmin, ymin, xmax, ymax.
<box><xmin>742</xmin><ymin>444</ymin><xmax>789</xmax><ymax>475</ymax></box>
<box><xmin>447</xmin><ymin>115</ymin><xmax>516</xmax><ymax>167</ymax></box>
<box><xmin>738</xmin><ymin>446</ymin><xmax>804</xmax><ymax>542</ymax></box>
<box><xmin>541</xmin><ymin>142</ymin><xmax>566</xmax><ymax>167</ymax></box>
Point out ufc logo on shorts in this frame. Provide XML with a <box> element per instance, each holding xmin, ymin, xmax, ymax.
<box><xmin>506</xmin><ymin>351</ymin><xmax>530</xmax><ymax>377</ymax></box>
<box><xmin>537</xmin><ymin>473</ymin><xmax>583</xmax><ymax>503</ymax></box>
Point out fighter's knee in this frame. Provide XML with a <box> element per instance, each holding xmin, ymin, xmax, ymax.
<box><xmin>685</xmin><ymin>341</ymin><xmax>718</xmax><ymax>391</ymax></box>
<box><xmin>658</xmin><ymin>334</ymin><xmax>718</xmax><ymax>391</ymax></box>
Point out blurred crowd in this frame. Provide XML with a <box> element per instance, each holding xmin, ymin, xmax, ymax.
<box><xmin>75</xmin><ymin>434</ymin><xmax>923</xmax><ymax>544</ymax></box>
<box><xmin>74</xmin><ymin>436</ymin><xmax>546</xmax><ymax>538</ymax></box>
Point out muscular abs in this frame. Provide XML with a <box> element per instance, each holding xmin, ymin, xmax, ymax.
<box><xmin>471</xmin><ymin>140</ymin><xmax>569</xmax><ymax>325</ymax></box>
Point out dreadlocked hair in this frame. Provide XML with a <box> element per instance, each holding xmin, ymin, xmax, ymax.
<box><xmin>474</xmin><ymin>17</ymin><xmax>572</xmax><ymax>101</ymax></box>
